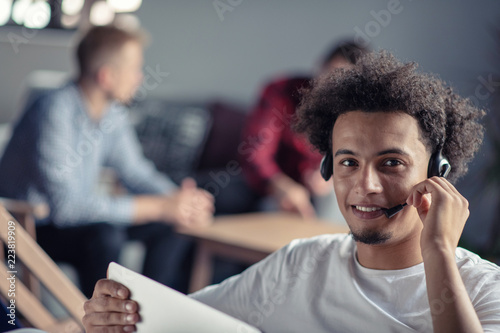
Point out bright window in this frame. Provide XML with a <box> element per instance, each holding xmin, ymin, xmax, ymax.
<box><xmin>0</xmin><ymin>0</ymin><xmax>13</xmax><ymax>26</ymax></box>
<box><xmin>2</xmin><ymin>0</ymin><xmax>142</xmax><ymax>30</ymax></box>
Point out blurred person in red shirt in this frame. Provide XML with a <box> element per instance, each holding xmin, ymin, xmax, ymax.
<box><xmin>240</xmin><ymin>40</ymin><xmax>367</xmax><ymax>221</ymax></box>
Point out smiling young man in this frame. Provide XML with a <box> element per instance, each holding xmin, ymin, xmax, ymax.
<box><xmin>82</xmin><ymin>51</ymin><xmax>500</xmax><ymax>332</ymax></box>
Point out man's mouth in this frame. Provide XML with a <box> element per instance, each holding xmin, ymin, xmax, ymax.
<box><xmin>354</xmin><ymin>206</ymin><xmax>382</xmax><ymax>213</ymax></box>
<box><xmin>351</xmin><ymin>205</ymin><xmax>386</xmax><ymax>219</ymax></box>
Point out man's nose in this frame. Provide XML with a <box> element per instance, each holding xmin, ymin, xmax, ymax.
<box><xmin>354</xmin><ymin>165</ymin><xmax>383</xmax><ymax>196</ymax></box>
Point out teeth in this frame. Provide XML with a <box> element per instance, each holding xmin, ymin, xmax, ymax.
<box><xmin>355</xmin><ymin>206</ymin><xmax>381</xmax><ymax>212</ymax></box>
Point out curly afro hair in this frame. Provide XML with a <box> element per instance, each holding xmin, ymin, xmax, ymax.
<box><xmin>294</xmin><ymin>51</ymin><xmax>485</xmax><ymax>183</ymax></box>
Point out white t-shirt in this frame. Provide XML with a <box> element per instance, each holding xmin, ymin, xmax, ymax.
<box><xmin>190</xmin><ymin>234</ymin><xmax>500</xmax><ymax>333</ymax></box>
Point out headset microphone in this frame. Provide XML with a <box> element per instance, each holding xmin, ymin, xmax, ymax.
<box><xmin>383</xmin><ymin>203</ymin><xmax>408</xmax><ymax>218</ymax></box>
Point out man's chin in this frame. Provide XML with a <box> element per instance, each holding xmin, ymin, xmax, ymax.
<box><xmin>350</xmin><ymin>229</ymin><xmax>392</xmax><ymax>245</ymax></box>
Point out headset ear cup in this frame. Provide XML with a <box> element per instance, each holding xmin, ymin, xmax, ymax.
<box><xmin>320</xmin><ymin>153</ymin><xmax>333</xmax><ymax>181</ymax></box>
<box><xmin>427</xmin><ymin>150</ymin><xmax>451</xmax><ymax>178</ymax></box>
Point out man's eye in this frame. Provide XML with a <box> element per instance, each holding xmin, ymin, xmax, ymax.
<box><xmin>341</xmin><ymin>160</ymin><xmax>357</xmax><ymax>167</ymax></box>
<box><xmin>383</xmin><ymin>159</ymin><xmax>402</xmax><ymax>167</ymax></box>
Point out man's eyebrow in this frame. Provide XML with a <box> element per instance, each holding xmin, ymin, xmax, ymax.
<box><xmin>333</xmin><ymin>148</ymin><xmax>409</xmax><ymax>157</ymax></box>
<box><xmin>377</xmin><ymin>148</ymin><xmax>409</xmax><ymax>156</ymax></box>
<box><xmin>334</xmin><ymin>149</ymin><xmax>355</xmax><ymax>157</ymax></box>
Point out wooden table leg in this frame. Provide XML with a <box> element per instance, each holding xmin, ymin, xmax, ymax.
<box><xmin>189</xmin><ymin>240</ymin><xmax>213</xmax><ymax>294</ymax></box>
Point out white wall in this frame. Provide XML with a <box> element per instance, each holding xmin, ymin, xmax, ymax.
<box><xmin>0</xmin><ymin>0</ymin><xmax>499</xmax><ymax>248</ymax></box>
<box><xmin>1</xmin><ymin>0</ymin><xmax>499</xmax><ymax>120</ymax></box>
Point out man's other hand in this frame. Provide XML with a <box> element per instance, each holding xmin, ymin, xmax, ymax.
<box><xmin>83</xmin><ymin>279</ymin><xmax>139</xmax><ymax>332</ymax></box>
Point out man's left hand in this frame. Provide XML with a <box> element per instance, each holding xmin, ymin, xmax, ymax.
<box><xmin>407</xmin><ymin>176</ymin><xmax>469</xmax><ymax>257</ymax></box>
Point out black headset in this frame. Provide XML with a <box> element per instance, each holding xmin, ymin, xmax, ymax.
<box><xmin>320</xmin><ymin>149</ymin><xmax>451</xmax><ymax>181</ymax></box>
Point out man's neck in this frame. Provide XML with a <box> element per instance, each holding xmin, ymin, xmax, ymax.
<box><xmin>355</xmin><ymin>232</ymin><xmax>424</xmax><ymax>270</ymax></box>
<box><xmin>77</xmin><ymin>77</ymin><xmax>110</xmax><ymax>121</ymax></box>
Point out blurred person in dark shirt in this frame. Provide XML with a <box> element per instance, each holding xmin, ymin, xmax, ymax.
<box><xmin>240</xmin><ymin>40</ymin><xmax>367</xmax><ymax>221</ymax></box>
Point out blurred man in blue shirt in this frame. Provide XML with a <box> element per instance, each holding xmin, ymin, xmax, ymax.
<box><xmin>0</xmin><ymin>25</ymin><xmax>214</xmax><ymax>296</ymax></box>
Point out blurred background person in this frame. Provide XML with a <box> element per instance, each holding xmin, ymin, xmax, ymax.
<box><xmin>240</xmin><ymin>40</ymin><xmax>367</xmax><ymax>223</ymax></box>
<box><xmin>0</xmin><ymin>25</ymin><xmax>214</xmax><ymax>297</ymax></box>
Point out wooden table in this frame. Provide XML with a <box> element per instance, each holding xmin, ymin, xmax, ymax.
<box><xmin>178</xmin><ymin>212</ymin><xmax>349</xmax><ymax>293</ymax></box>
